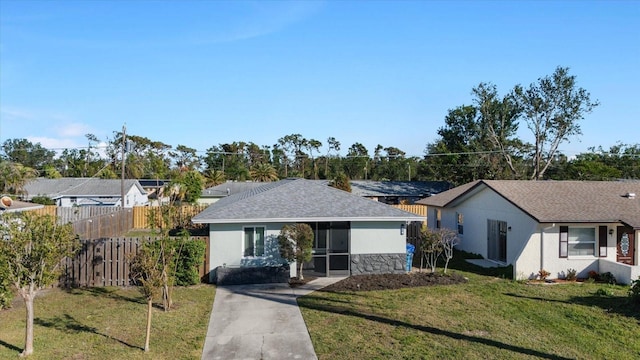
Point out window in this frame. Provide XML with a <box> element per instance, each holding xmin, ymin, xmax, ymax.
<box><xmin>435</xmin><ymin>209</ymin><xmax>441</xmax><ymax>229</ymax></box>
<box><xmin>456</xmin><ymin>212</ymin><xmax>464</xmax><ymax>234</ymax></box>
<box><xmin>243</xmin><ymin>227</ymin><xmax>265</xmax><ymax>257</ymax></box>
<box><xmin>559</xmin><ymin>226</ymin><xmax>595</xmax><ymax>257</ymax></box>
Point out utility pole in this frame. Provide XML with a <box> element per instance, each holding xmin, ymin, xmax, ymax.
<box><xmin>121</xmin><ymin>124</ymin><xmax>126</xmax><ymax>208</ymax></box>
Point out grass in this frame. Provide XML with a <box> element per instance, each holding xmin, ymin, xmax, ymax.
<box><xmin>299</xmin><ymin>255</ymin><xmax>640</xmax><ymax>360</ymax></box>
<box><xmin>0</xmin><ymin>285</ymin><xmax>215</xmax><ymax>359</ymax></box>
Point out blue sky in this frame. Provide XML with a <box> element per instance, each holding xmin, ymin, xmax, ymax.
<box><xmin>1</xmin><ymin>0</ymin><xmax>638</xmax><ymax>158</ymax></box>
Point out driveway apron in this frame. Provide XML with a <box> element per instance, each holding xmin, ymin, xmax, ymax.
<box><xmin>201</xmin><ymin>278</ymin><xmax>344</xmax><ymax>360</ymax></box>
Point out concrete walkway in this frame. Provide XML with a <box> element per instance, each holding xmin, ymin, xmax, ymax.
<box><xmin>201</xmin><ymin>277</ymin><xmax>345</xmax><ymax>360</ymax></box>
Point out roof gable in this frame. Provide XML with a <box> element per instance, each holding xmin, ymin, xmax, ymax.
<box><xmin>192</xmin><ymin>178</ymin><xmax>424</xmax><ymax>224</ymax></box>
<box><xmin>23</xmin><ymin>178</ymin><xmax>145</xmax><ymax>199</ymax></box>
<box><xmin>418</xmin><ymin>180</ymin><xmax>640</xmax><ymax>228</ymax></box>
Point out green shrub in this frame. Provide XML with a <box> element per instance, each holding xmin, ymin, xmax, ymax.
<box><xmin>173</xmin><ymin>240</ymin><xmax>206</xmax><ymax>286</ymax></box>
<box><xmin>0</xmin><ymin>256</ymin><xmax>13</xmax><ymax>309</ymax></box>
<box><xmin>629</xmin><ymin>277</ymin><xmax>640</xmax><ymax>305</ymax></box>
<box><xmin>30</xmin><ymin>196</ymin><xmax>55</xmax><ymax>205</ymax></box>
<box><xmin>565</xmin><ymin>268</ymin><xmax>577</xmax><ymax>281</ymax></box>
<box><xmin>146</xmin><ymin>238</ymin><xmax>206</xmax><ymax>286</ymax></box>
<box><xmin>599</xmin><ymin>272</ymin><xmax>616</xmax><ymax>285</ymax></box>
<box><xmin>595</xmin><ymin>287</ymin><xmax>615</xmax><ymax>297</ymax></box>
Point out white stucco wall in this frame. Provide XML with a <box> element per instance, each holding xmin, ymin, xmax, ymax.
<box><xmin>516</xmin><ymin>223</ymin><xmax>632</xmax><ymax>281</ymax></box>
<box><xmin>209</xmin><ymin>222</ymin><xmax>292</xmax><ymax>279</ymax></box>
<box><xmin>350</xmin><ymin>221</ymin><xmax>407</xmax><ymax>254</ymax></box>
<box><xmin>437</xmin><ymin>188</ymin><xmax>538</xmax><ymax>264</ymax></box>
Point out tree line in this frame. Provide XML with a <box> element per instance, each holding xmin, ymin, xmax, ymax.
<box><xmin>1</xmin><ymin>66</ymin><xmax>639</xmax><ymax>200</ymax></box>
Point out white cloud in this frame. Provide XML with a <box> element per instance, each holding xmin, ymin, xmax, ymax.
<box><xmin>55</xmin><ymin>122</ymin><xmax>91</xmax><ymax>137</ymax></box>
<box><xmin>27</xmin><ymin>136</ymin><xmax>81</xmax><ymax>151</ymax></box>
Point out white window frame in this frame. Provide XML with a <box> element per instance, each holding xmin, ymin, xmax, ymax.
<box><xmin>243</xmin><ymin>226</ymin><xmax>266</xmax><ymax>258</ymax></box>
<box><xmin>567</xmin><ymin>226</ymin><xmax>596</xmax><ymax>257</ymax></box>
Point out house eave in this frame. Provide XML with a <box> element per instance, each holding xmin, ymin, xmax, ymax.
<box><xmin>192</xmin><ymin>216</ymin><xmax>424</xmax><ymax>224</ymax></box>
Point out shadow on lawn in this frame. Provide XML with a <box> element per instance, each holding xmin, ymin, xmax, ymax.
<box><xmin>504</xmin><ymin>292</ymin><xmax>640</xmax><ymax>323</ymax></box>
<box><xmin>299</xmin><ymin>296</ymin><xmax>571</xmax><ymax>360</ymax></box>
<box><xmin>34</xmin><ymin>313</ymin><xmax>142</xmax><ymax>350</ymax></box>
<box><xmin>65</xmin><ymin>287</ymin><xmax>145</xmax><ymax>305</ymax></box>
<box><xmin>0</xmin><ymin>339</ymin><xmax>22</xmax><ymax>353</ymax></box>
<box><xmin>64</xmin><ymin>287</ymin><xmax>169</xmax><ymax>310</ymax></box>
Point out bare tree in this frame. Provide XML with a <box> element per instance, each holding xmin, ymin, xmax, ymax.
<box><xmin>419</xmin><ymin>223</ymin><xmax>442</xmax><ymax>273</ymax></box>
<box><xmin>438</xmin><ymin>228</ymin><xmax>460</xmax><ymax>273</ymax></box>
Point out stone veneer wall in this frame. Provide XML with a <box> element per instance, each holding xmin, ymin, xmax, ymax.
<box><xmin>350</xmin><ymin>253</ymin><xmax>406</xmax><ymax>275</ymax></box>
<box><xmin>214</xmin><ymin>265</ymin><xmax>290</xmax><ymax>285</ymax></box>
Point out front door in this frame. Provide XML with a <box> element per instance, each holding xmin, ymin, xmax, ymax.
<box><xmin>487</xmin><ymin>219</ymin><xmax>507</xmax><ymax>263</ymax></box>
<box><xmin>616</xmin><ymin>226</ymin><xmax>635</xmax><ymax>265</ymax></box>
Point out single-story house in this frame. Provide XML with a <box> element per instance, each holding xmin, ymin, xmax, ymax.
<box><xmin>0</xmin><ymin>198</ymin><xmax>44</xmax><ymax>213</ymax></box>
<box><xmin>417</xmin><ymin>180</ymin><xmax>640</xmax><ymax>284</ymax></box>
<box><xmin>199</xmin><ymin>180</ymin><xmax>452</xmax><ymax>206</ymax></box>
<box><xmin>23</xmin><ymin>178</ymin><xmax>149</xmax><ymax>208</ymax></box>
<box><xmin>192</xmin><ymin>178</ymin><xmax>424</xmax><ymax>284</ymax></box>
<box><xmin>138</xmin><ymin>179</ymin><xmax>170</xmax><ymax>205</ymax></box>
<box><xmin>350</xmin><ymin>180</ymin><xmax>453</xmax><ymax>204</ymax></box>
<box><xmin>198</xmin><ymin>181</ymin><xmax>266</xmax><ymax>205</ymax></box>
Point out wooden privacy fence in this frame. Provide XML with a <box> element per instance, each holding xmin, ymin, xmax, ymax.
<box><xmin>29</xmin><ymin>205</ymin><xmax>121</xmax><ymax>223</ymax></box>
<box><xmin>132</xmin><ymin>205</ymin><xmax>209</xmax><ymax>229</ymax></box>
<box><xmin>72</xmin><ymin>209</ymin><xmax>134</xmax><ymax>239</ymax></box>
<box><xmin>59</xmin><ymin>236</ymin><xmax>210</xmax><ymax>287</ymax></box>
<box><xmin>406</xmin><ymin>221</ymin><xmax>425</xmax><ymax>251</ymax></box>
<box><xmin>393</xmin><ymin>204</ymin><xmax>427</xmax><ymax>217</ymax></box>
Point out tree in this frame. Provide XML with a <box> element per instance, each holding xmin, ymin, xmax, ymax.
<box><xmin>250</xmin><ymin>163</ymin><xmax>279</xmax><ymax>182</ymax></box>
<box><xmin>203</xmin><ymin>169</ymin><xmax>226</xmax><ymax>187</ymax></box>
<box><xmin>418</xmin><ymin>223</ymin><xmax>442</xmax><ymax>273</ymax></box>
<box><xmin>1</xmin><ymin>138</ymin><xmax>56</xmax><ymax>170</ymax></box>
<box><xmin>0</xmin><ymin>212</ymin><xmax>78</xmax><ymax>357</ymax></box>
<box><xmin>343</xmin><ymin>143</ymin><xmax>369</xmax><ymax>180</ymax></box>
<box><xmin>0</xmin><ymin>161</ymin><xmax>38</xmax><ymax>196</ymax></box>
<box><xmin>278</xmin><ymin>223</ymin><xmax>314</xmax><ymax>280</ymax></box>
<box><xmin>329</xmin><ymin>172</ymin><xmax>351</xmax><ymax>192</ymax></box>
<box><xmin>324</xmin><ymin>137</ymin><xmax>341</xmax><ymax>177</ymax></box>
<box><xmin>129</xmin><ymin>244</ymin><xmax>163</xmax><ymax>352</ymax></box>
<box><xmin>514</xmin><ymin>66</ymin><xmax>599</xmax><ymax>180</ymax></box>
<box><xmin>438</xmin><ymin>228</ymin><xmax>460</xmax><ymax>273</ymax></box>
<box><xmin>168</xmin><ymin>170</ymin><xmax>204</xmax><ymax>204</ymax></box>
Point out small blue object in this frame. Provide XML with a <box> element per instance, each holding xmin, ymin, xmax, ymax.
<box><xmin>406</xmin><ymin>243</ymin><xmax>415</xmax><ymax>254</ymax></box>
<box><xmin>405</xmin><ymin>243</ymin><xmax>415</xmax><ymax>271</ymax></box>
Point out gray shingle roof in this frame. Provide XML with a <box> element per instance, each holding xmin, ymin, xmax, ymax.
<box><xmin>23</xmin><ymin>178</ymin><xmax>145</xmax><ymax>199</ymax></box>
<box><xmin>417</xmin><ymin>180</ymin><xmax>640</xmax><ymax>228</ymax></box>
<box><xmin>349</xmin><ymin>181</ymin><xmax>452</xmax><ymax>197</ymax></box>
<box><xmin>201</xmin><ymin>181</ymin><xmax>267</xmax><ymax>197</ymax></box>
<box><xmin>192</xmin><ymin>178</ymin><xmax>425</xmax><ymax>224</ymax></box>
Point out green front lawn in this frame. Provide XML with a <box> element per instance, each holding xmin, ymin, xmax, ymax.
<box><xmin>300</xmin><ymin>268</ymin><xmax>640</xmax><ymax>359</ymax></box>
<box><xmin>0</xmin><ymin>285</ymin><xmax>215</xmax><ymax>359</ymax></box>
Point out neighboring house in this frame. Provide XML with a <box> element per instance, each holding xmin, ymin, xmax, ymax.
<box><xmin>0</xmin><ymin>198</ymin><xmax>44</xmax><ymax>213</ymax></box>
<box><xmin>192</xmin><ymin>178</ymin><xmax>424</xmax><ymax>284</ymax></box>
<box><xmin>199</xmin><ymin>180</ymin><xmax>452</xmax><ymax>205</ymax></box>
<box><xmin>198</xmin><ymin>181</ymin><xmax>266</xmax><ymax>205</ymax></box>
<box><xmin>350</xmin><ymin>180</ymin><xmax>453</xmax><ymax>204</ymax></box>
<box><xmin>23</xmin><ymin>178</ymin><xmax>149</xmax><ymax>208</ymax></box>
<box><xmin>417</xmin><ymin>180</ymin><xmax>640</xmax><ymax>284</ymax></box>
<box><xmin>138</xmin><ymin>179</ymin><xmax>170</xmax><ymax>205</ymax></box>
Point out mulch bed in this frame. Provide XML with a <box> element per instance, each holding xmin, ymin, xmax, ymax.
<box><xmin>318</xmin><ymin>272</ymin><xmax>468</xmax><ymax>292</ymax></box>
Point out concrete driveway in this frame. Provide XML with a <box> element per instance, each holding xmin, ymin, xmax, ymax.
<box><xmin>201</xmin><ymin>277</ymin><xmax>344</xmax><ymax>360</ymax></box>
